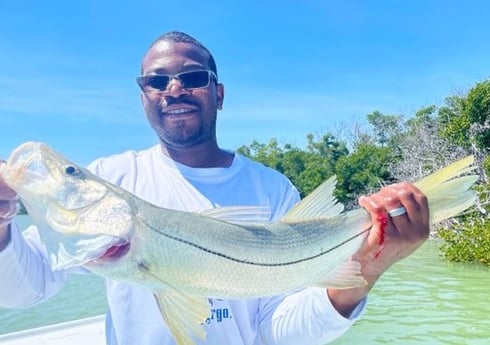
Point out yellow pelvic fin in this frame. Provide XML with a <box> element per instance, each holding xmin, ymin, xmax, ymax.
<box><xmin>154</xmin><ymin>289</ymin><xmax>209</xmax><ymax>345</ymax></box>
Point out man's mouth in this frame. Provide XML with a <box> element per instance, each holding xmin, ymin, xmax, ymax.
<box><xmin>162</xmin><ymin>105</ymin><xmax>198</xmax><ymax>117</ymax></box>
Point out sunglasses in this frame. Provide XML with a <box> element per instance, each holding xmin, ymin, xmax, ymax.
<box><xmin>136</xmin><ymin>70</ymin><xmax>217</xmax><ymax>93</ymax></box>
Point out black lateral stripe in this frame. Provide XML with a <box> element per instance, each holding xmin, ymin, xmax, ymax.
<box><xmin>145</xmin><ymin>219</ymin><xmax>370</xmax><ymax>267</ymax></box>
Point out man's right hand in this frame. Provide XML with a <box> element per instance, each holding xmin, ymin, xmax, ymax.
<box><xmin>0</xmin><ymin>174</ymin><xmax>19</xmax><ymax>251</ymax></box>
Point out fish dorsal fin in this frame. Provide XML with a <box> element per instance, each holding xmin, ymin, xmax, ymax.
<box><xmin>200</xmin><ymin>206</ymin><xmax>271</xmax><ymax>224</ymax></box>
<box><xmin>281</xmin><ymin>175</ymin><xmax>344</xmax><ymax>223</ymax></box>
<box><xmin>154</xmin><ymin>289</ymin><xmax>209</xmax><ymax>345</ymax></box>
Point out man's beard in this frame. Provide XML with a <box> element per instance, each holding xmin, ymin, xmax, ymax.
<box><xmin>158</xmin><ymin>118</ymin><xmax>216</xmax><ymax>148</ymax></box>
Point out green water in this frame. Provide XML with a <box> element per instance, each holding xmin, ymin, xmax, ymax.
<box><xmin>331</xmin><ymin>242</ymin><xmax>490</xmax><ymax>344</ymax></box>
<box><xmin>1</xmin><ymin>215</ymin><xmax>489</xmax><ymax>344</ymax></box>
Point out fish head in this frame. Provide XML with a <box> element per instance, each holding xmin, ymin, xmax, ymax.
<box><xmin>0</xmin><ymin>141</ymin><xmax>135</xmax><ymax>269</ymax></box>
<box><xmin>1</xmin><ymin>142</ymin><xmax>108</xmax><ymax>214</ymax></box>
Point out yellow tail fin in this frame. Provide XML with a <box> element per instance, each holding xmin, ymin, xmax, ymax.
<box><xmin>414</xmin><ymin>156</ymin><xmax>479</xmax><ymax>224</ymax></box>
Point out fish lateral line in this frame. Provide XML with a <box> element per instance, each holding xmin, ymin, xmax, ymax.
<box><xmin>142</xmin><ymin>218</ymin><xmax>370</xmax><ymax>267</ymax></box>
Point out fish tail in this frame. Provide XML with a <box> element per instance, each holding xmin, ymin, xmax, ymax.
<box><xmin>414</xmin><ymin>156</ymin><xmax>479</xmax><ymax>224</ymax></box>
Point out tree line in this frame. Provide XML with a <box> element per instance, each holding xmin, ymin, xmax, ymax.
<box><xmin>237</xmin><ymin>79</ymin><xmax>490</xmax><ymax>266</ymax></box>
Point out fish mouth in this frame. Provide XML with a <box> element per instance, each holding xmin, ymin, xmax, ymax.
<box><xmin>1</xmin><ymin>142</ymin><xmax>45</xmax><ymax>186</ymax></box>
<box><xmin>95</xmin><ymin>242</ymin><xmax>131</xmax><ymax>261</ymax></box>
<box><xmin>2</xmin><ymin>142</ymin><xmax>66</xmax><ymax>192</ymax></box>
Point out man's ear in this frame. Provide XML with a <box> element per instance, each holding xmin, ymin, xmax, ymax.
<box><xmin>216</xmin><ymin>83</ymin><xmax>224</xmax><ymax>110</ymax></box>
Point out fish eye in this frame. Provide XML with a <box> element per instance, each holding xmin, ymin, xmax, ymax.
<box><xmin>65</xmin><ymin>165</ymin><xmax>82</xmax><ymax>176</ymax></box>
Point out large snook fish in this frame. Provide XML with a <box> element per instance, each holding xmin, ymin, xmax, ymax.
<box><xmin>0</xmin><ymin>142</ymin><xmax>479</xmax><ymax>345</ymax></box>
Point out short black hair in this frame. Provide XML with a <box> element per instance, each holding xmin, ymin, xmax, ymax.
<box><xmin>144</xmin><ymin>31</ymin><xmax>218</xmax><ymax>77</ymax></box>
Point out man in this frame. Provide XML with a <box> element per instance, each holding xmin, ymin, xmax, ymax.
<box><xmin>0</xmin><ymin>31</ymin><xmax>429</xmax><ymax>344</ymax></box>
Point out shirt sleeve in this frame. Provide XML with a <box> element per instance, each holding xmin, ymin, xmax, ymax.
<box><xmin>0</xmin><ymin>222</ymin><xmax>67</xmax><ymax>308</ymax></box>
<box><xmin>256</xmin><ymin>287</ymin><xmax>366</xmax><ymax>345</ymax></box>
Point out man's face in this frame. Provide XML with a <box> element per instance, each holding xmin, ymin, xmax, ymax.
<box><xmin>139</xmin><ymin>41</ymin><xmax>224</xmax><ymax>148</ymax></box>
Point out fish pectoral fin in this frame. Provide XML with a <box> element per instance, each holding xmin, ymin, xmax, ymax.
<box><xmin>200</xmin><ymin>206</ymin><xmax>271</xmax><ymax>224</ymax></box>
<box><xmin>154</xmin><ymin>290</ymin><xmax>209</xmax><ymax>345</ymax></box>
<box><xmin>281</xmin><ymin>175</ymin><xmax>344</xmax><ymax>223</ymax></box>
<box><xmin>314</xmin><ymin>259</ymin><xmax>367</xmax><ymax>289</ymax></box>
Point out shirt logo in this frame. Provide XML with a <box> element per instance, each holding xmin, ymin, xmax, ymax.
<box><xmin>205</xmin><ymin>299</ymin><xmax>232</xmax><ymax>324</ymax></box>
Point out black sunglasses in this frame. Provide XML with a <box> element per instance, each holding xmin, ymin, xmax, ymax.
<box><xmin>136</xmin><ymin>70</ymin><xmax>217</xmax><ymax>92</ymax></box>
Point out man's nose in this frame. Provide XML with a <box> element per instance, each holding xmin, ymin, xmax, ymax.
<box><xmin>167</xmin><ymin>77</ymin><xmax>186</xmax><ymax>92</ymax></box>
<box><xmin>159</xmin><ymin>79</ymin><xmax>190</xmax><ymax>106</ymax></box>
<box><xmin>159</xmin><ymin>77</ymin><xmax>188</xmax><ymax>97</ymax></box>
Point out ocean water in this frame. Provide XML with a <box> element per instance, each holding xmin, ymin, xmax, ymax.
<box><xmin>1</xmin><ymin>215</ymin><xmax>490</xmax><ymax>344</ymax></box>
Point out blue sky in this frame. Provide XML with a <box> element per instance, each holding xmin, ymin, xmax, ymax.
<box><xmin>0</xmin><ymin>1</ymin><xmax>489</xmax><ymax>166</ymax></box>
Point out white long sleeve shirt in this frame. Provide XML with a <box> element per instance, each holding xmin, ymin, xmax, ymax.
<box><xmin>0</xmin><ymin>145</ymin><xmax>365</xmax><ymax>344</ymax></box>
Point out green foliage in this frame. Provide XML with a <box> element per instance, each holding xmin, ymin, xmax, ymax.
<box><xmin>437</xmin><ymin>181</ymin><xmax>490</xmax><ymax>266</ymax></box>
<box><xmin>281</xmin><ymin>149</ymin><xmax>328</xmax><ymax>197</ymax></box>
<box><xmin>438</xmin><ymin>219</ymin><xmax>490</xmax><ymax>266</ymax></box>
<box><xmin>464</xmin><ymin>80</ymin><xmax>490</xmax><ymax>151</ymax></box>
<box><xmin>237</xmin><ymin>133</ymin><xmax>348</xmax><ymax>197</ymax></box>
<box><xmin>334</xmin><ymin>144</ymin><xmax>394</xmax><ymax>206</ymax></box>
<box><xmin>408</xmin><ymin>105</ymin><xmax>437</xmax><ymax>130</ymax></box>
<box><xmin>483</xmin><ymin>155</ymin><xmax>490</xmax><ymax>176</ymax></box>
<box><xmin>366</xmin><ymin>111</ymin><xmax>403</xmax><ymax>148</ymax></box>
<box><xmin>438</xmin><ymin>95</ymin><xmax>470</xmax><ymax>148</ymax></box>
<box><xmin>438</xmin><ymin>80</ymin><xmax>490</xmax><ymax>152</ymax></box>
<box><xmin>239</xmin><ymin>134</ymin><xmax>394</xmax><ymax>204</ymax></box>
<box><xmin>435</xmin><ymin>80</ymin><xmax>490</xmax><ymax>265</ymax></box>
<box><xmin>465</xmin><ymin>80</ymin><xmax>490</xmax><ymax>124</ymax></box>
<box><xmin>237</xmin><ymin>139</ymin><xmax>284</xmax><ymax>171</ymax></box>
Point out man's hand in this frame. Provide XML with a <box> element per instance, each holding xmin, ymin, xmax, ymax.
<box><xmin>327</xmin><ymin>182</ymin><xmax>430</xmax><ymax>317</ymax></box>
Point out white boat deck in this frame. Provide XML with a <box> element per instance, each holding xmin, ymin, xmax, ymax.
<box><xmin>0</xmin><ymin>315</ymin><xmax>105</xmax><ymax>345</ymax></box>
